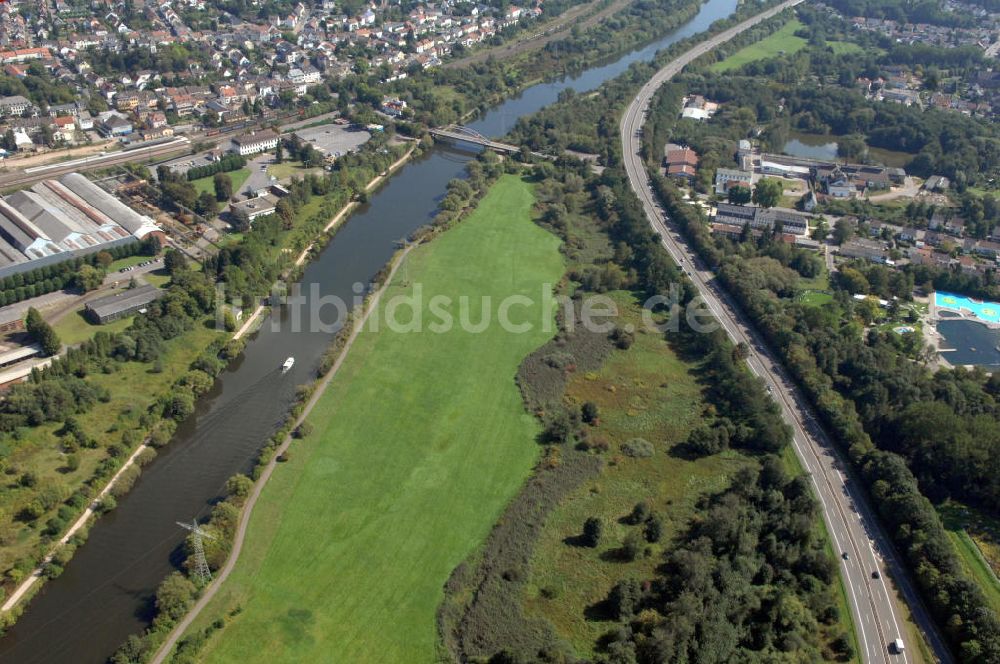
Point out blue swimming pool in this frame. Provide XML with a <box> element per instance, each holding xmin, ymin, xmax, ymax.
<box><xmin>935</xmin><ymin>291</ymin><xmax>1000</xmax><ymax>324</ymax></box>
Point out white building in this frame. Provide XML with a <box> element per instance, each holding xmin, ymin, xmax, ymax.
<box><xmin>232</xmin><ymin>129</ymin><xmax>279</xmax><ymax>156</ymax></box>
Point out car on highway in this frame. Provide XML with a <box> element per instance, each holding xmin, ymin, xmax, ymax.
<box><xmin>842</xmin><ymin>552</ymin><xmax>849</xmax><ymax>560</ymax></box>
<box><xmin>872</xmin><ymin>570</ymin><xmax>881</xmax><ymax>579</ymax></box>
<box><xmin>891</xmin><ymin>638</ymin><xmax>905</xmax><ymax>654</ymax></box>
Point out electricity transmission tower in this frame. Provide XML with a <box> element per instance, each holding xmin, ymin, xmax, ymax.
<box><xmin>177</xmin><ymin>519</ymin><xmax>216</xmax><ymax>584</ymax></box>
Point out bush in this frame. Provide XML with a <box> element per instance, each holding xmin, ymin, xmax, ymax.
<box><xmin>644</xmin><ymin>514</ymin><xmax>663</xmax><ymax>543</ymax></box>
<box><xmin>582</xmin><ymin>516</ymin><xmax>602</xmax><ymax>547</ymax></box>
<box><xmin>621</xmin><ymin>438</ymin><xmax>654</xmax><ymax>458</ymax></box>
<box><xmin>626</xmin><ymin>501</ymin><xmax>649</xmax><ymax>525</ymax></box>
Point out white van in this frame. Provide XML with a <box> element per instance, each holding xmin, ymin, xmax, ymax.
<box><xmin>892</xmin><ymin>638</ymin><xmax>905</xmax><ymax>654</ymax></box>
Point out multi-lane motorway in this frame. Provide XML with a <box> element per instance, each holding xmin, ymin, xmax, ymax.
<box><xmin>619</xmin><ymin>1</ymin><xmax>952</xmax><ymax>662</ymax></box>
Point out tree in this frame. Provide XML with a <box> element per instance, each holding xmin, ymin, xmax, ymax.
<box><xmin>213</xmin><ymin>172</ymin><xmax>233</xmax><ymax>202</ymax></box>
<box><xmin>752</xmin><ymin>178</ymin><xmax>783</xmax><ymax>208</ymax></box>
<box><xmin>626</xmin><ymin>501</ymin><xmax>650</xmax><ymax>525</ymax></box>
<box><xmin>74</xmin><ymin>264</ymin><xmax>104</xmax><ymax>292</ymax></box>
<box><xmin>727</xmin><ymin>184</ymin><xmax>752</xmax><ymax>205</ymax></box>
<box><xmin>833</xmin><ymin>217</ymin><xmax>855</xmax><ymax>245</ymax></box>
<box><xmin>621</xmin><ymin>531</ymin><xmax>643</xmax><ymax>561</ymax></box>
<box><xmin>25</xmin><ymin>307</ymin><xmax>60</xmax><ymax>356</ymax></box>
<box><xmin>275</xmin><ymin>141</ymin><xmax>284</xmax><ymax>164</ymax></box>
<box><xmin>224</xmin><ymin>474</ymin><xmax>253</xmax><ymax>501</ymax></box>
<box><xmin>607</xmin><ymin>578</ymin><xmax>642</xmax><ymax>619</ymax></box>
<box><xmin>195</xmin><ymin>190</ymin><xmax>218</xmax><ymax>218</ymax></box>
<box><xmin>1</xmin><ymin>129</ymin><xmax>15</xmax><ymax>152</ymax></box>
<box><xmin>154</xmin><ymin>572</ymin><xmax>196</xmax><ymax>622</ymax></box>
<box><xmin>276</xmin><ymin>198</ymin><xmax>295</xmax><ymax>229</ymax></box>
<box><xmin>582</xmin><ymin>517</ymin><xmax>602</xmax><ymax>547</ymax></box>
<box><xmin>581</xmin><ymin>401</ymin><xmax>599</xmax><ymax>424</ymax></box>
<box><xmin>163</xmin><ymin>249</ymin><xmax>188</xmax><ymax>275</ymax></box>
<box><xmin>94</xmin><ymin>251</ymin><xmax>113</xmax><ymax>268</ymax></box>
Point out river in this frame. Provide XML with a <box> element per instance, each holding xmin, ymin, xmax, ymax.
<box><xmin>0</xmin><ymin>0</ymin><xmax>736</xmax><ymax>661</ymax></box>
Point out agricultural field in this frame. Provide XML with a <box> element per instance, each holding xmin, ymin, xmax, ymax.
<box><xmin>711</xmin><ymin>19</ymin><xmax>808</xmax><ymax>72</ymax></box>
<box><xmin>183</xmin><ymin>175</ymin><xmax>565</xmax><ymax>663</ymax></box>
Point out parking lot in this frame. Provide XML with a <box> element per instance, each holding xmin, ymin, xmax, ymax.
<box><xmin>292</xmin><ymin>123</ymin><xmax>371</xmax><ymax>160</ymax></box>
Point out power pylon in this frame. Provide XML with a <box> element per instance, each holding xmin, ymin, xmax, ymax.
<box><xmin>177</xmin><ymin>519</ymin><xmax>216</xmax><ymax>584</ymax></box>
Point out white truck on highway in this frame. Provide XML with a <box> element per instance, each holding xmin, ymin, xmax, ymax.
<box><xmin>892</xmin><ymin>638</ymin><xmax>905</xmax><ymax>654</ymax></box>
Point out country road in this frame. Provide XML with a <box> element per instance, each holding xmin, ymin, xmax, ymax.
<box><xmin>619</xmin><ymin>1</ymin><xmax>953</xmax><ymax>663</ymax></box>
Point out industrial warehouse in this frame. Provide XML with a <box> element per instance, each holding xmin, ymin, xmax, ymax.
<box><xmin>0</xmin><ymin>173</ymin><xmax>161</xmax><ymax>279</ymax></box>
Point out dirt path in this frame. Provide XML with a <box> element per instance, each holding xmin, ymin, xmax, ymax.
<box><xmin>1</xmin><ymin>438</ymin><xmax>153</xmax><ymax>612</ymax></box>
<box><xmin>150</xmin><ymin>241</ymin><xmax>416</xmax><ymax>664</ymax></box>
<box><xmin>444</xmin><ymin>0</ymin><xmax>632</xmax><ymax>69</ymax></box>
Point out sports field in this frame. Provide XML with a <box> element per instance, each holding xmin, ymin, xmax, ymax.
<box><xmin>188</xmin><ymin>175</ymin><xmax>564</xmax><ymax>662</ymax></box>
<box><xmin>711</xmin><ymin>18</ymin><xmax>807</xmax><ymax>72</ymax></box>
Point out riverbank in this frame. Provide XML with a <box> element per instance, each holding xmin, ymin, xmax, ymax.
<box><xmin>232</xmin><ymin>143</ymin><xmax>418</xmax><ymax>343</ymax></box>
<box><xmin>0</xmin><ymin>143</ymin><xmax>419</xmax><ymax>631</ymax></box>
<box><xmin>0</xmin><ymin>1</ymin><xmax>749</xmax><ymax>658</ymax></box>
<box><xmin>156</xmin><ymin>174</ymin><xmax>564</xmax><ymax>663</ymax></box>
<box><xmin>150</xmin><ymin>238</ymin><xmax>419</xmax><ymax>664</ymax></box>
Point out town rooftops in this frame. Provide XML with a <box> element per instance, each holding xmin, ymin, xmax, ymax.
<box><xmin>233</xmin><ymin>128</ymin><xmax>279</xmax><ymax>146</ymax></box>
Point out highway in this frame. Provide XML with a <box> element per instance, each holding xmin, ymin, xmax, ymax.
<box><xmin>618</xmin><ymin>1</ymin><xmax>953</xmax><ymax>662</ymax></box>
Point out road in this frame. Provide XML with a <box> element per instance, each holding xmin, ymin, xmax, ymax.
<box><xmin>619</xmin><ymin>1</ymin><xmax>953</xmax><ymax>663</ymax></box>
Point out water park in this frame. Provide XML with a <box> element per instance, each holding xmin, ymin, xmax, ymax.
<box><xmin>930</xmin><ymin>292</ymin><xmax>1000</xmax><ymax>370</ymax></box>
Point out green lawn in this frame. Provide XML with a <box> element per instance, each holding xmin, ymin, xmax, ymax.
<box><xmin>267</xmin><ymin>161</ymin><xmax>324</xmax><ymax>182</ymax></box>
<box><xmin>799</xmin><ymin>290</ymin><xmax>833</xmax><ymax>307</ymax></box>
<box><xmin>108</xmin><ymin>255</ymin><xmax>149</xmax><ymax>271</ymax></box>
<box><xmin>828</xmin><ymin>40</ymin><xmax>863</xmax><ymax>55</ymax></box>
<box><xmin>52</xmin><ymin>308</ymin><xmax>134</xmax><ymax>346</ymax></box>
<box><xmin>188</xmin><ymin>175</ymin><xmax>565</xmax><ymax>663</ymax></box>
<box><xmin>191</xmin><ymin>168</ymin><xmax>251</xmax><ymax>197</ymax></box>
<box><xmin>711</xmin><ymin>19</ymin><xmax>808</xmax><ymax>72</ymax></box>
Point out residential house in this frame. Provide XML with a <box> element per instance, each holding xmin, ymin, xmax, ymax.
<box><xmin>665</xmin><ymin>147</ymin><xmax>699</xmax><ymax>183</ymax></box>
<box><xmin>839</xmin><ymin>238</ymin><xmax>891</xmax><ymax>263</ymax></box>
<box><xmin>0</xmin><ymin>95</ymin><xmax>32</xmax><ymax>116</ymax></box>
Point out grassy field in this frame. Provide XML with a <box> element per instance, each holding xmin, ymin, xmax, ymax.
<box><xmin>520</xmin><ymin>294</ymin><xmax>859</xmax><ymax>660</ymax></box>
<box><xmin>52</xmin><ymin>308</ymin><xmax>134</xmax><ymax>346</ymax></box>
<box><xmin>937</xmin><ymin>501</ymin><xmax>1000</xmax><ymax>615</ymax></box>
<box><xmin>828</xmin><ymin>40</ymin><xmax>864</xmax><ymax>55</ymax></box>
<box><xmin>267</xmin><ymin>162</ymin><xmax>324</xmax><ymax>182</ymax></box>
<box><xmin>798</xmin><ymin>265</ymin><xmax>831</xmax><ymax>293</ymax></box>
<box><xmin>186</xmin><ymin>175</ymin><xmax>566</xmax><ymax>663</ymax></box>
<box><xmin>799</xmin><ymin>290</ymin><xmax>834</xmax><ymax>307</ymax></box>
<box><xmin>191</xmin><ymin>168</ymin><xmax>251</xmax><ymax>197</ymax></box>
<box><xmin>522</xmin><ymin>291</ymin><xmax>747</xmax><ymax>654</ymax></box>
<box><xmin>0</xmin><ymin>320</ymin><xmax>223</xmax><ymax>575</ymax></box>
<box><xmin>711</xmin><ymin>19</ymin><xmax>808</xmax><ymax>72</ymax></box>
